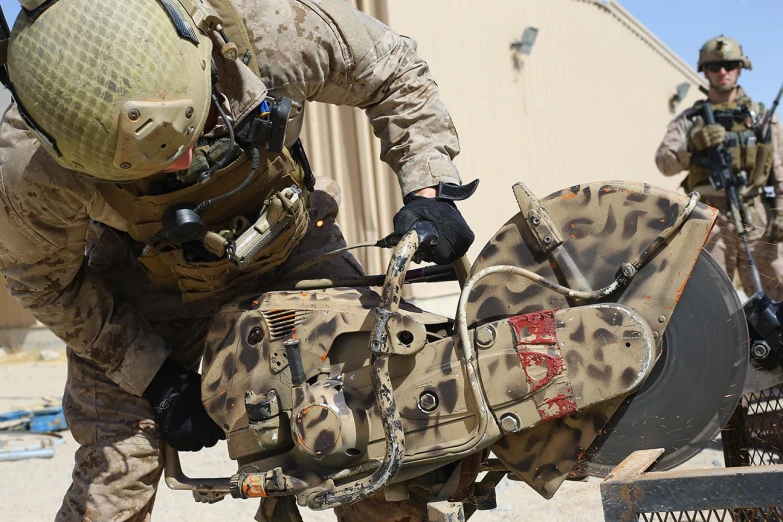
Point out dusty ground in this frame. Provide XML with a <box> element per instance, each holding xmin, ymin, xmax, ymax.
<box><xmin>0</xmin><ymin>360</ymin><xmax>724</xmax><ymax>522</ymax></box>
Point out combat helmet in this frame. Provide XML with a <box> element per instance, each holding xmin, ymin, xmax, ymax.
<box><xmin>697</xmin><ymin>35</ymin><xmax>752</xmax><ymax>73</ymax></box>
<box><xmin>4</xmin><ymin>0</ymin><xmax>218</xmax><ymax>181</ymax></box>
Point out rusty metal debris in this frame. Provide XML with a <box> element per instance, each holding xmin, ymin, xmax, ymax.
<box><xmin>601</xmin><ymin>449</ymin><xmax>783</xmax><ymax>522</ymax></box>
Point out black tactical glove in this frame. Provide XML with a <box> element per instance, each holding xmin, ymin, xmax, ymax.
<box><xmin>389</xmin><ymin>196</ymin><xmax>475</xmax><ymax>265</ymax></box>
<box><xmin>143</xmin><ymin>359</ymin><xmax>226</xmax><ymax>452</ymax></box>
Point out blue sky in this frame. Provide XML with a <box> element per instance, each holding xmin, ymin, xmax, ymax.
<box><xmin>617</xmin><ymin>0</ymin><xmax>782</xmax><ymax>104</ymax></box>
<box><xmin>0</xmin><ymin>0</ymin><xmax>14</xmax><ymax>31</ymax></box>
<box><xmin>1</xmin><ymin>0</ymin><xmax>781</xmax><ymax>104</ymax></box>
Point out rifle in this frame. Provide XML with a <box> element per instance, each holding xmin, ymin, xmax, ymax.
<box><xmin>697</xmin><ymin>101</ymin><xmax>764</xmax><ymax>293</ymax></box>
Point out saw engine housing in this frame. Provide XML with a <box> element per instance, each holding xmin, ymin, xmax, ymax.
<box><xmin>203</xmin><ymin>290</ymin><xmax>654</xmax><ymax>466</ymax></box>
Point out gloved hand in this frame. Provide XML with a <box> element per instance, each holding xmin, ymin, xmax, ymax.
<box><xmin>690</xmin><ymin>123</ymin><xmax>726</xmax><ymax>152</ymax></box>
<box><xmin>389</xmin><ymin>196</ymin><xmax>474</xmax><ymax>264</ymax></box>
<box><xmin>143</xmin><ymin>359</ymin><xmax>226</xmax><ymax>452</ymax></box>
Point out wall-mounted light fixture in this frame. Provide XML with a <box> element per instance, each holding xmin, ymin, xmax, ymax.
<box><xmin>511</xmin><ymin>27</ymin><xmax>539</xmax><ymax>55</ymax></box>
<box><xmin>669</xmin><ymin>82</ymin><xmax>690</xmax><ymax>113</ymax></box>
<box><xmin>510</xmin><ymin>27</ymin><xmax>538</xmax><ymax>71</ymax></box>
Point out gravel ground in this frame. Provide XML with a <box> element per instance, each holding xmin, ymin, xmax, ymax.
<box><xmin>0</xmin><ymin>360</ymin><xmax>724</xmax><ymax>522</ymax></box>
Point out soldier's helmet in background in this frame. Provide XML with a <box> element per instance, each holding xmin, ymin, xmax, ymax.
<box><xmin>7</xmin><ymin>0</ymin><xmax>213</xmax><ymax>181</ymax></box>
<box><xmin>697</xmin><ymin>35</ymin><xmax>752</xmax><ymax>73</ymax></box>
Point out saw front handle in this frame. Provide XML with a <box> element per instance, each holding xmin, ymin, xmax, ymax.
<box><xmin>305</xmin><ymin>224</ymin><xmax>479</xmax><ymax>509</ymax></box>
<box><xmin>162</xmin><ymin>226</ymin><xmax>468</xmax><ymax>508</ymax></box>
<box><xmin>305</xmin><ymin>226</ymin><xmax>434</xmax><ymax>509</ymax></box>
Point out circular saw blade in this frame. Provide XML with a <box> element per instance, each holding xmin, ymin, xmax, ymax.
<box><xmin>583</xmin><ymin>251</ymin><xmax>748</xmax><ymax>476</ymax></box>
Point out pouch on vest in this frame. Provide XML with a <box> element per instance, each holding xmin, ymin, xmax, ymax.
<box><xmin>747</xmin><ymin>142</ymin><xmax>775</xmax><ymax>192</ymax></box>
<box><xmin>202</xmin><ymin>183</ymin><xmax>308</xmax><ymax>269</ymax></box>
<box><xmin>100</xmin><ymin>147</ymin><xmax>310</xmax><ymax>301</ymax></box>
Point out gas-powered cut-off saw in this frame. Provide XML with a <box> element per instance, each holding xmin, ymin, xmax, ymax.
<box><xmin>162</xmin><ymin>181</ymin><xmax>783</xmax><ymax>520</ymax></box>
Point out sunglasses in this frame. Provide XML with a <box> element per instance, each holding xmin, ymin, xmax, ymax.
<box><xmin>705</xmin><ymin>61</ymin><xmax>741</xmax><ymax>73</ymax></box>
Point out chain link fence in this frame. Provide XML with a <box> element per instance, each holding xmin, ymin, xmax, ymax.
<box><xmin>722</xmin><ymin>386</ymin><xmax>783</xmax><ymax>467</ymax></box>
<box><xmin>640</xmin><ymin>508</ymin><xmax>782</xmax><ymax>521</ymax></box>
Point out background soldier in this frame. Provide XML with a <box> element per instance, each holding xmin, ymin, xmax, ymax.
<box><xmin>0</xmin><ymin>0</ymin><xmax>474</xmax><ymax>520</ymax></box>
<box><xmin>655</xmin><ymin>35</ymin><xmax>783</xmax><ymax>300</ymax></box>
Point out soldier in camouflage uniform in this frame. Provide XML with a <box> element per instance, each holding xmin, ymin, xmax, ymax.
<box><xmin>655</xmin><ymin>35</ymin><xmax>783</xmax><ymax>299</ymax></box>
<box><xmin>0</xmin><ymin>0</ymin><xmax>474</xmax><ymax>520</ymax></box>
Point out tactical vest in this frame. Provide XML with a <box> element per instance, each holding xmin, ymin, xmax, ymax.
<box><xmin>687</xmin><ymin>98</ymin><xmax>761</xmax><ymax>191</ymax></box>
<box><xmin>98</xmin><ymin>0</ymin><xmax>310</xmax><ymax>302</ymax></box>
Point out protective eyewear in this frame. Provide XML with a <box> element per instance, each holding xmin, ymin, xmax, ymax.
<box><xmin>705</xmin><ymin>61</ymin><xmax>741</xmax><ymax>73</ymax></box>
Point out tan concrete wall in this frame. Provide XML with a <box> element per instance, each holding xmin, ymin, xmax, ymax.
<box><xmin>386</xmin><ymin>0</ymin><xmax>703</xmax><ymax>256</ymax></box>
<box><xmin>304</xmin><ymin>0</ymin><xmax>708</xmax><ymax>304</ymax></box>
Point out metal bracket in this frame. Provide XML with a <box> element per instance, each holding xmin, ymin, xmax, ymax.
<box><xmin>513</xmin><ymin>182</ymin><xmax>564</xmax><ymax>253</ymax></box>
<box><xmin>385</xmin><ymin>313</ymin><xmax>427</xmax><ymax>355</ymax></box>
<box><xmin>192</xmin><ymin>490</ymin><xmax>227</xmax><ymax>504</ymax></box>
<box><xmin>269</xmin><ymin>349</ymin><xmax>289</xmax><ymax>374</ymax></box>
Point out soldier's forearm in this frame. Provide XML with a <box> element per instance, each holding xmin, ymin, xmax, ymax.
<box><xmin>655</xmin><ymin>146</ymin><xmax>690</xmax><ymax>177</ymax></box>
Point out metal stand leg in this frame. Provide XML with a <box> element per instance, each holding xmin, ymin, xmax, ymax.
<box><xmin>722</xmin><ymin>401</ymin><xmax>751</xmax><ymax>467</ymax></box>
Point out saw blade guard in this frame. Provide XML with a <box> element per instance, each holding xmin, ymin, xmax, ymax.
<box><xmin>465</xmin><ymin>182</ymin><xmax>745</xmax><ymax>496</ymax></box>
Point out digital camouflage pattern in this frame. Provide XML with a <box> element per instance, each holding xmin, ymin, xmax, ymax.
<box><xmin>0</xmin><ymin>0</ymin><xmax>461</xmax><ymax>396</ymax></box>
<box><xmin>237</xmin><ymin>0</ymin><xmax>461</xmax><ymax>198</ymax></box>
<box><xmin>655</xmin><ymin>88</ymin><xmax>783</xmax><ymax>189</ymax></box>
<box><xmin>8</xmin><ymin>0</ymin><xmax>462</xmax><ymax>193</ymax></box>
<box><xmin>655</xmin><ymin>87</ymin><xmax>783</xmax><ymax>299</ymax></box>
<box><xmin>0</xmin><ymin>0</ymin><xmax>461</xmax><ymax>520</ymax></box>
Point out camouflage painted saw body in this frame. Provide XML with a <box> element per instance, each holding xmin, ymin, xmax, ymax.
<box><xmin>203</xmin><ymin>290</ymin><xmax>654</xmax><ymax>467</ymax></box>
<box><xmin>198</xmin><ymin>181</ymin><xmax>718</xmax><ymax>507</ymax></box>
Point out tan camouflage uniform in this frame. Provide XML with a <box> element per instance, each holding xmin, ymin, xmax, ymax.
<box><xmin>0</xmin><ymin>0</ymin><xmax>460</xmax><ymax>520</ymax></box>
<box><xmin>655</xmin><ymin>87</ymin><xmax>783</xmax><ymax>299</ymax></box>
